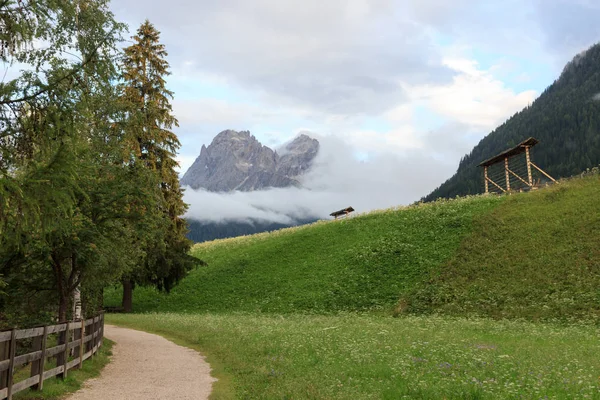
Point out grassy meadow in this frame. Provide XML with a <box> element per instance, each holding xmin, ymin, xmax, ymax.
<box><xmin>107</xmin><ymin>313</ymin><xmax>600</xmax><ymax>399</ymax></box>
<box><xmin>104</xmin><ymin>175</ymin><xmax>600</xmax><ymax>399</ymax></box>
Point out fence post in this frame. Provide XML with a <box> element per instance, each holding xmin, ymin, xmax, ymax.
<box><xmin>99</xmin><ymin>312</ymin><xmax>104</xmax><ymax>346</ymax></box>
<box><xmin>31</xmin><ymin>326</ymin><xmax>48</xmax><ymax>391</ymax></box>
<box><xmin>57</xmin><ymin>323</ymin><xmax>70</xmax><ymax>379</ymax></box>
<box><xmin>92</xmin><ymin>316</ymin><xmax>98</xmax><ymax>356</ymax></box>
<box><xmin>0</xmin><ymin>336</ymin><xmax>9</xmax><ymax>391</ymax></box>
<box><xmin>94</xmin><ymin>315</ymin><xmax>100</xmax><ymax>355</ymax></box>
<box><xmin>85</xmin><ymin>318</ymin><xmax>92</xmax><ymax>354</ymax></box>
<box><xmin>6</xmin><ymin>329</ymin><xmax>16</xmax><ymax>400</ymax></box>
<box><xmin>79</xmin><ymin>319</ymin><xmax>84</xmax><ymax>369</ymax></box>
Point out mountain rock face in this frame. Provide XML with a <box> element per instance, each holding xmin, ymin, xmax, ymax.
<box><xmin>181</xmin><ymin>130</ymin><xmax>319</xmax><ymax>191</ymax></box>
<box><xmin>424</xmin><ymin>42</ymin><xmax>600</xmax><ymax>201</ymax></box>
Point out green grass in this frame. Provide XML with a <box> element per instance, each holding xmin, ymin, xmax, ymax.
<box><xmin>102</xmin><ymin>175</ymin><xmax>600</xmax><ymax>398</ymax></box>
<box><xmin>105</xmin><ymin>195</ymin><xmax>503</xmax><ymax>313</ymax></box>
<box><xmin>106</xmin><ymin>175</ymin><xmax>600</xmax><ymax>322</ymax></box>
<box><xmin>14</xmin><ymin>339</ymin><xmax>113</xmax><ymax>399</ymax></box>
<box><xmin>107</xmin><ymin>313</ymin><xmax>600</xmax><ymax>400</ymax></box>
<box><xmin>407</xmin><ymin>175</ymin><xmax>600</xmax><ymax>321</ymax></box>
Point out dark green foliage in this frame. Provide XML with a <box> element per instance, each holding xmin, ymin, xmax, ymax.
<box><xmin>0</xmin><ymin>0</ymin><xmax>136</xmax><ymax>324</ymax></box>
<box><xmin>425</xmin><ymin>43</ymin><xmax>600</xmax><ymax>201</ymax></box>
<box><xmin>185</xmin><ymin>218</ymin><xmax>317</xmax><ymax>243</ymax></box>
<box><xmin>118</xmin><ymin>20</ymin><xmax>197</xmax><ymax>301</ymax></box>
<box><xmin>0</xmin><ymin>5</ymin><xmax>188</xmax><ymax>326</ymax></box>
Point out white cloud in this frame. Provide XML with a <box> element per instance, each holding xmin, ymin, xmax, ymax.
<box><xmin>406</xmin><ymin>58</ymin><xmax>537</xmax><ymax>130</ymax></box>
<box><xmin>112</xmin><ymin>0</ymin><xmax>453</xmax><ymax>116</ymax></box>
<box><xmin>183</xmin><ymin>134</ymin><xmax>455</xmax><ymax>224</ymax></box>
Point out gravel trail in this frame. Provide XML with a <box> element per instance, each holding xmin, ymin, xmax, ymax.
<box><xmin>67</xmin><ymin>324</ymin><xmax>215</xmax><ymax>400</ymax></box>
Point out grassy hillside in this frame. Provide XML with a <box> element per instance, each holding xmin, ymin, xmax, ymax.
<box><xmin>409</xmin><ymin>174</ymin><xmax>600</xmax><ymax>321</ymax></box>
<box><xmin>105</xmin><ymin>195</ymin><xmax>502</xmax><ymax>313</ymax></box>
<box><xmin>105</xmin><ymin>174</ymin><xmax>600</xmax><ymax>321</ymax></box>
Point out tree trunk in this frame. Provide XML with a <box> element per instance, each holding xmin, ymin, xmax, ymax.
<box><xmin>122</xmin><ymin>279</ymin><xmax>133</xmax><ymax>312</ymax></box>
<box><xmin>73</xmin><ymin>284</ymin><xmax>82</xmax><ymax>320</ymax></box>
<box><xmin>58</xmin><ymin>294</ymin><xmax>68</xmax><ymax>322</ymax></box>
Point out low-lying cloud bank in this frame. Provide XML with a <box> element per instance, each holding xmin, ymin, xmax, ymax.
<box><xmin>183</xmin><ymin>134</ymin><xmax>454</xmax><ymax>224</ymax></box>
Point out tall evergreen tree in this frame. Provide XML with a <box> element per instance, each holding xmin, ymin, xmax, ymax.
<box><xmin>119</xmin><ymin>20</ymin><xmax>196</xmax><ymax>312</ymax></box>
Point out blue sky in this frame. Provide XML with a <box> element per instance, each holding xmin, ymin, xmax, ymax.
<box><xmin>108</xmin><ymin>0</ymin><xmax>600</xmax><ymax>217</ymax></box>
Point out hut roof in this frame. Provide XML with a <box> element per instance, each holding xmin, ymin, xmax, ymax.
<box><xmin>478</xmin><ymin>137</ymin><xmax>539</xmax><ymax>167</ymax></box>
<box><xmin>330</xmin><ymin>207</ymin><xmax>355</xmax><ymax>217</ymax></box>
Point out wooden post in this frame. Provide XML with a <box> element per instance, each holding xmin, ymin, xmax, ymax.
<box><xmin>85</xmin><ymin>319</ymin><xmax>91</xmax><ymax>354</ymax></box>
<box><xmin>32</xmin><ymin>326</ymin><xmax>48</xmax><ymax>391</ymax></box>
<box><xmin>525</xmin><ymin>146</ymin><xmax>533</xmax><ymax>186</ymax></box>
<box><xmin>58</xmin><ymin>324</ymin><xmax>70</xmax><ymax>379</ymax></box>
<box><xmin>6</xmin><ymin>329</ymin><xmax>16</xmax><ymax>400</ymax></box>
<box><xmin>530</xmin><ymin>162</ymin><xmax>557</xmax><ymax>183</ymax></box>
<box><xmin>79</xmin><ymin>319</ymin><xmax>84</xmax><ymax>369</ymax></box>
<box><xmin>0</xmin><ymin>338</ymin><xmax>9</xmax><ymax>391</ymax></box>
<box><xmin>504</xmin><ymin>157</ymin><xmax>510</xmax><ymax>192</ymax></box>
<box><xmin>92</xmin><ymin>317</ymin><xmax>97</xmax><ymax>356</ymax></box>
<box><xmin>99</xmin><ymin>312</ymin><xmax>104</xmax><ymax>347</ymax></box>
<box><xmin>484</xmin><ymin>166</ymin><xmax>489</xmax><ymax>194</ymax></box>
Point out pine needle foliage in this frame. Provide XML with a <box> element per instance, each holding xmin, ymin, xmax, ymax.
<box><xmin>118</xmin><ymin>20</ymin><xmax>196</xmax><ymax>304</ymax></box>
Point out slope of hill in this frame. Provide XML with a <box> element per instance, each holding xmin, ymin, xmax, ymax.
<box><xmin>105</xmin><ymin>174</ymin><xmax>600</xmax><ymax>321</ymax></box>
<box><xmin>408</xmin><ymin>173</ymin><xmax>600</xmax><ymax>321</ymax></box>
<box><xmin>107</xmin><ymin>194</ymin><xmax>503</xmax><ymax>312</ymax></box>
<box><xmin>424</xmin><ymin>43</ymin><xmax>600</xmax><ymax>201</ymax></box>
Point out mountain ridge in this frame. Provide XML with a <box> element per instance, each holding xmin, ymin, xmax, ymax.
<box><xmin>181</xmin><ymin>130</ymin><xmax>319</xmax><ymax>192</ymax></box>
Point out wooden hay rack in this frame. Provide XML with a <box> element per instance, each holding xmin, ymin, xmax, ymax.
<box><xmin>478</xmin><ymin>137</ymin><xmax>556</xmax><ymax>194</ymax></box>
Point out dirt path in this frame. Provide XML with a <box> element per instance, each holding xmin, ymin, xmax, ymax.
<box><xmin>67</xmin><ymin>325</ymin><xmax>215</xmax><ymax>400</ymax></box>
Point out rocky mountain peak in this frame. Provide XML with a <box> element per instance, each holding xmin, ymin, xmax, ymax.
<box><xmin>181</xmin><ymin>130</ymin><xmax>319</xmax><ymax>192</ymax></box>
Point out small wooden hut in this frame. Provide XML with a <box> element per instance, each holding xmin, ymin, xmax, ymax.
<box><xmin>330</xmin><ymin>207</ymin><xmax>355</xmax><ymax>220</ymax></box>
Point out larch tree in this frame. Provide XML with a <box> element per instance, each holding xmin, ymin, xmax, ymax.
<box><xmin>0</xmin><ymin>1</ymin><xmax>159</xmax><ymax>326</ymax></box>
<box><xmin>119</xmin><ymin>20</ymin><xmax>197</xmax><ymax>312</ymax></box>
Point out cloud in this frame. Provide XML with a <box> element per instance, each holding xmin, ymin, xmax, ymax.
<box><xmin>183</xmin><ymin>134</ymin><xmax>455</xmax><ymax>224</ymax></box>
<box><xmin>112</xmin><ymin>0</ymin><xmax>453</xmax><ymax>115</ymax></box>
<box><xmin>406</xmin><ymin>58</ymin><xmax>538</xmax><ymax>129</ymax></box>
<box><xmin>532</xmin><ymin>0</ymin><xmax>600</xmax><ymax>62</ymax></box>
<box><xmin>109</xmin><ymin>0</ymin><xmax>573</xmax><ymax>226</ymax></box>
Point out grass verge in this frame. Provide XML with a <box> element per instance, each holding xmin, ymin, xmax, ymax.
<box><xmin>14</xmin><ymin>339</ymin><xmax>114</xmax><ymax>400</ymax></box>
<box><xmin>107</xmin><ymin>313</ymin><xmax>600</xmax><ymax>399</ymax></box>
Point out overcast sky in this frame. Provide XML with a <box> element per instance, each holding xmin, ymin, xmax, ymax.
<box><xmin>110</xmin><ymin>0</ymin><xmax>600</xmax><ymax>222</ymax></box>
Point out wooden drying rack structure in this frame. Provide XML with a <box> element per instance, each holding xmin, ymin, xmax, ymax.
<box><xmin>0</xmin><ymin>313</ymin><xmax>104</xmax><ymax>400</ymax></box>
<box><xmin>478</xmin><ymin>138</ymin><xmax>556</xmax><ymax>194</ymax></box>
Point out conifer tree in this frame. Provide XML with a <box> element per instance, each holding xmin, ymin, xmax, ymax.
<box><xmin>119</xmin><ymin>20</ymin><xmax>196</xmax><ymax>312</ymax></box>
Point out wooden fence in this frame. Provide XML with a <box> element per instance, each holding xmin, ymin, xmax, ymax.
<box><xmin>0</xmin><ymin>312</ymin><xmax>104</xmax><ymax>400</ymax></box>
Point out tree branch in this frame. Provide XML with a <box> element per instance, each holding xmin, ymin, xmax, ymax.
<box><xmin>0</xmin><ymin>28</ymin><xmax>118</xmax><ymax>106</ymax></box>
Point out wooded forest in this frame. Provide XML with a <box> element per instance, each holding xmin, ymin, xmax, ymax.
<box><xmin>0</xmin><ymin>1</ymin><xmax>197</xmax><ymax>328</ymax></box>
<box><xmin>186</xmin><ymin>218</ymin><xmax>317</xmax><ymax>243</ymax></box>
<box><xmin>425</xmin><ymin>43</ymin><xmax>600</xmax><ymax>201</ymax></box>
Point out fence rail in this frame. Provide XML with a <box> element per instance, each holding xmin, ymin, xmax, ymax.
<box><xmin>0</xmin><ymin>312</ymin><xmax>104</xmax><ymax>400</ymax></box>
